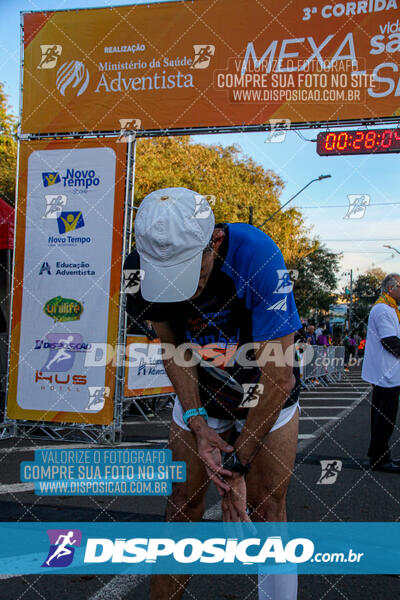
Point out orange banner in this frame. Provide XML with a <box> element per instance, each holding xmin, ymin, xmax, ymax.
<box><xmin>7</xmin><ymin>138</ymin><xmax>126</xmax><ymax>425</ymax></box>
<box><xmin>124</xmin><ymin>335</ymin><xmax>174</xmax><ymax>398</ymax></box>
<box><xmin>22</xmin><ymin>0</ymin><xmax>400</xmax><ymax>134</ymax></box>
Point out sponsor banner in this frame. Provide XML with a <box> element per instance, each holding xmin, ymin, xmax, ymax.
<box><xmin>0</xmin><ymin>522</ymin><xmax>399</xmax><ymax>574</ymax></box>
<box><xmin>124</xmin><ymin>335</ymin><xmax>174</xmax><ymax>397</ymax></box>
<box><xmin>7</xmin><ymin>139</ymin><xmax>126</xmax><ymax>424</ymax></box>
<box><xmin>22</xmin><ymin>0</ymin><xmax>400</xmax><ymax>134</ymax></box>
<box><xmin>20</xmin><ymin>448</ymin><xmax>186</xmax><ymax>496</ymax></box>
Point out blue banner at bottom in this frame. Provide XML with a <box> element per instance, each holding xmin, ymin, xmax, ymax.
<box><xmin>0</xmin><ymin>522</ymin><xmax>399</xmax><ymax>575</ymax></box>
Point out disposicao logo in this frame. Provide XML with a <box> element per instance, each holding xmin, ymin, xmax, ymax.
<box><xmin>44</xmin><ymin>297</ymin><xmax>83</xmax><ymax>323</ymax></box>
<box><xmin>42</xmin><ymin>172</ymin><xmax>61</xmax><ymax>187</ymax></box>
<box><xmin>42</xmin><ymin>529</ymin><xmax>82</xmax><ymax>568</ymax></box>
<box><xmin>56</xmin><ymin>60</ymin><xmax>89</xmax><ymax>97</ymax></box>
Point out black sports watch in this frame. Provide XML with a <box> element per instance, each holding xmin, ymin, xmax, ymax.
<box><xmin>223</xmin><ymin>451</ymin><xmax>251</xmax><ymax>476</ymax></box>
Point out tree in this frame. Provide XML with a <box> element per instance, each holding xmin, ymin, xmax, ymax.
<box><xmin>288</xmin><ymin>244</ymin><xmax>341</xmax><ymax>318</ymax></box>
<box><xmin>0</xmin><ymin>83</ymin><xmax>17</xmax><ymax>205</ymax></box>
<box><xmin>135</xmin><ymin>137</ymin><xmax>315</xmax><ymax>265</ymax></box>
<box><xmin>352</xmin><ymin>268</ymin><xmax>386</xmax><ymax>331</ymax></box>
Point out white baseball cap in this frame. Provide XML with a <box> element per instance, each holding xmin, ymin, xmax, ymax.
<box><xmin>134</xmin><ymin>187</ymin><xmax>215</xmax><ymax>303</ymax></box>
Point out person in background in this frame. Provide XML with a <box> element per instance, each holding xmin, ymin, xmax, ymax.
<box><xmin>317</xmin><ymin>328</ymin><xmax>330</xmax><ymax>347</ymax></box>
<box><xmin>306</xmin><ymin>324</ymin><xmax>316</xmax><ymax>345</ymax></box>
<box><xmin>362</xmin><ymin>273</ymin><xmax>400</xmax><ymax>473</ymax></box>
<box><xmin>353</xmin><ymin>330</ymin><xmax>362</xmax><ymax>358</ymax></box>
<box><xmin>315</xmin><ymin>322</ymin><xmax>324</xmax><ymax>339</ymax></box>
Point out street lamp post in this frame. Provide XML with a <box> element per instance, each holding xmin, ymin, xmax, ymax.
<box><xmin>383</xmin><ymin>244</ymin><xmax>400</xmax><ymax>256</ymax></box>
<box><xmin>258</xmin><ymin>174</ymin><xmax>332</xmax><ymax>228</ymax></box>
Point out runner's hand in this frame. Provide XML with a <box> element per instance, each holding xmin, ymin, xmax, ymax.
<box><xmin>194</xmin><ymin>425</ymin><xmax>234</xmax><ymax>494</ymax></box>
<box><xmin>222</xmin><ymin>474</ymin><xmax>251</xmax><ymax>522</ymax></box>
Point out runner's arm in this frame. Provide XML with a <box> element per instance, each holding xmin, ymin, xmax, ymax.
<box><xmin>152</xmin><ymin>321</ymin><xmax>234</xmax><ymax>493</ymax></box>
<box><xmin>233</xmin><ymin>333</ymin><xmax>296</xmax><ymax>467</ymax></box>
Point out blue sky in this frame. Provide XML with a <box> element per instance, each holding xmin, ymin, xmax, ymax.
<box><xmin>1</xmin><ymin>0</ymin><xmax>400</xmax><ymax>285</ymax></box>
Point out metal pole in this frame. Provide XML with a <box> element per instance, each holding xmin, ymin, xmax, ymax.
<box><xmin>349</xmin><ymin>269</ymin><xmax>353</xmax><ymax>333</ymax></box>
<box><xmin>258</xmin><ymin>175</ymin><xmax>331</xmax><ymax>228</ymax></box>
<box><xmin>113</xmin><ymin>133</ymin><xmax>137</xmax><ymax>443</ymax></box>
<box><xmin>383</xmin><ymin>244</ymin><xmax>400</xmax><ymax>256</ymax></box>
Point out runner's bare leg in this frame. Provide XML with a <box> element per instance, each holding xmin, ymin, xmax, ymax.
<box><xmin>150</xmin><ymin>420</ymin><xmax>231</xmax><ymax>600</ymax></box>
<box><xmin>245</xmin><ymin>408</ymin><xmax>299</xmax><ymax>600</ymax></box>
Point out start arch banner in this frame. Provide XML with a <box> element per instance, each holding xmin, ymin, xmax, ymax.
<box><xmin>7</xmin><ymin>138</ymin><xmax>126</xmax><ymax>425</ymax></box>
<box><xmin>21</xmin><ymin>0</ymin><xmax>400</xmax><ymax>135</ymax></box>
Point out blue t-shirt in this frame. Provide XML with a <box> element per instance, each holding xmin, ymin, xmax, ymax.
<box><xmin>125</xmin><ymin>223</ymin><xmax>301</xmax><ymax>418</ymax></box>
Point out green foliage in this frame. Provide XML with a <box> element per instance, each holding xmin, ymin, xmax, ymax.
<box><xmin>352</xmin><ymin>268</ymin><xmax>386</xmax><ymax>330</ymax></box>
<box><xmin>0</xmin><ymin>83</ymin><xmax>17</xmax><ymax>205</ymax></box>
<box><xmin>288</xmin><ymin>244</ymin><xmax>341</xmax><ymax>317</ymax></box>
<box><xmin>135</xmin><ymin>137</ymin><xmax>318</xmax><ymax>265</ymax></box>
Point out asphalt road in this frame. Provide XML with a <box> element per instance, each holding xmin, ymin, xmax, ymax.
<box><xmin>0</xmin><ymin>368</ymin><xmax>399</xmax><ymax>599</ymax></box>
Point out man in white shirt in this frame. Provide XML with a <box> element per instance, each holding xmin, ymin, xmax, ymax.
<box><xmin>362</xmin><ymin>273</ymin><xmax>400</xmax><ymax>472</ymax></box>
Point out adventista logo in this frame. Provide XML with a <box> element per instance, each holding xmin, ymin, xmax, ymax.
<box><xmin>44</xmin><ymin>297</ymin><xmax>83</xmax><ymax>323</ymax></box>
<box><xmin>56</xmin><ymin>60</ymin><xmax>89</xmax><ymax>97</ymax></box>
<box><xmin>42</xmin><ymin>529</ymin><xmax>82</xmax><ymax>568</ymax></box>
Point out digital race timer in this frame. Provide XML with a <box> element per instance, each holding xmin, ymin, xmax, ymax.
<box><xmin>317</xmin><ymin>128</ymin><xmax>400</xmax><ymax>156</ymax></box>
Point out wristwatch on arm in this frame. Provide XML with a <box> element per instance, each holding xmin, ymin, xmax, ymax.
<box><xmin>223</xmin><ymin>450</ymin><xmax>251</xmax><ymax>476</ymax></box>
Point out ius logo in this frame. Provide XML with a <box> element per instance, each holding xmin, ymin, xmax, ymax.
<box><xmin>42</xmin><ymin>529</ymin><xmax>82</xmax><ymax>568</ymax></box>
<box><xmin>56</xmin><ymin>60</ymin><xmax>89</xmax><ymax>97</ymax></box>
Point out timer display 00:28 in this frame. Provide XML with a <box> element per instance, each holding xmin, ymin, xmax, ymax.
<box><xmin>317</xmin><ymin>129</ymin><xmax>400</xmax><ymax>156</ymax></box>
